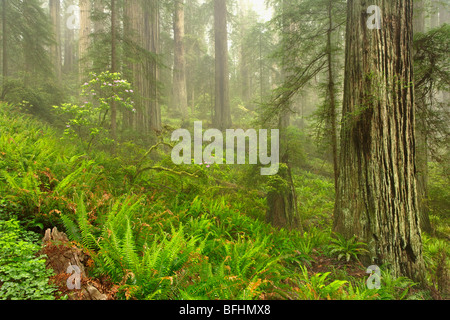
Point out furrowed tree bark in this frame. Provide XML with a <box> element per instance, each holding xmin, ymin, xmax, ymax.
<box><xmin>214</xmin><ymin>0</ymin><xmax>231</xmax><ymax>130</ymax></box>
<box><xmin>124</xmin><ymin>0</ymin><xmax>161</xmax><ymax>135</ymax></box>
<box><xmin>334</xmin><ymin>0</ymin><xmax>425</xmax><ymax>284</ymax></box>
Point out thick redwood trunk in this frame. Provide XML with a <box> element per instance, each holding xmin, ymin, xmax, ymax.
<box><xmin>334</xmin><ymin>0</ymin><xmax>425</xmax><ymax>284</ymax></box>
<box><xmin>124</xmin><ymin>0</ymin><xmax>161</xmax><ymax>134</ymax></box>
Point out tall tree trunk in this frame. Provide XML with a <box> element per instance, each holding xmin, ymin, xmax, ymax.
<box><xmin>326</xmin><ymin>0</ymin><xmax>339</xmax><ymax>190</ymax></box>
<box><xmin>239</xmin><ymin>0</ymin><xmax>250</xmax><ymax>105</ymax></box>
<box><xmin>2</xmin><ymin>0</ymin><xmax>7</xmax><ymax>83</ymax></box>
<box><xmin>334</xmin><ymin>0</ymin><xmax>425</xmax><ymax>284</ymax></box>
<box><xmin>145</xmin><ymin>0</ymin><xmax>161</xmax><ymax>133</ymax></box>
<box><xmin>438</xmin><ymin>0</ymin><xmax>450</xmax><ymax>25</ymax></box>
<box><xmin>266</xmin><ymin>162</ymin><xmax>302</xmax><ymax>231</ymax></box>
<box><xmin>173</xmin><ymin>0</ymin><xmax>188</xmax><ymax>119</ymax></box>
<box><xmin>110</xmin><ymin>0</ymin><xmax>117</xmax><ymax>142</ymax></box>
<box><xmin>94</xmin><ymin>2</ymin><xmax>104</xmax><ymax>34</ymax></box>
<box><xmin>49</xmin><ymin>0</ymin><xmax>62</xmax><ymax>81</ymax></box>
<box><xmin>266</xmin><ymin>0</ymin><xmax>302</xmax><ymax>232</ymax></box>
<box><xmin>430</xmin><ymin>0</ymin><xmax>439</xmax><ymax>29</ymax></box>
<box><xmin>125</xmin><ymin>0</ymin><xmax>161</xmax><ymax>134</ymax></box>
<box><xmin>214</xmin><ymin>0</ymin><xmax>231</xmax><ymax>130</ymax></box>
<box><xmin>63</xmin><ymin>1</ymin><xmax>75</xmax><ymax>75</ymax></box>
<box><xmin>123</xmin><ymin>0</ymin><xmax>137</xmax><ymax>130</ymax></box>
<box><xmin>414</xmin><ymin>0</ymin><xmax>432</xmax><ymax>233</ymax></box>
<box><xmin>78</xmin><ymin>0</ymin><xmax>91</xmax><ymax>82</ymax></box>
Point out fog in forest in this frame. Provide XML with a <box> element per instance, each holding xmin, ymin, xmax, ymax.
<box><xmin>0</xmin><ymin>0</ymin><xmax>449</xmax><ymax>303</ymax></box>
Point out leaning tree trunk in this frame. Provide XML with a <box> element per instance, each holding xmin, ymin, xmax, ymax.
<box><xmin>334</xmin><ymin>0</ymin><xmax>425</xmax><ymax>284</ymax></box>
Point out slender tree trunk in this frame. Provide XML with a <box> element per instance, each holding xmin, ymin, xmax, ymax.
<box><xmin>240</xmin><ymin>45</ymin><xmax>250</xmax><ymax>103</ymax></box>
<box><xmin>78</xmin><ymin>0</ymin><xmax>91</xmax><ymax>82</ymax></box>
<box><xmin>110</xmin><ymin>0</ymin><xmax>117</xmax><ymax>142</ymax></box>
<box><xmin>124</xmin><ymin>0</ymin><xmax>137</xmax><ymax>130</ymax></box>
<box><xmin>266</xmin><ymin>0</ymin><xmax>302</xmax><ymax>232</ymax></box>
<box><xmin>94</xmin><ymin>2</ymin><xmax>104</xmax><ymax>34</ymax></box>
<box><xmin>326</xmin><ymin>0</ymin><xmax>339</xmax><ymax>190</ymax></box>
<box><xmin>214</xmin><ymin>0</ymin><xmax>231</xmax><ymax>130</ymax></box>
<box><xmin>430</xmin><ymin>0</ymin><xmax>439</xmax><ymax>29</ymax></box>
<box><xmin>63</xmin><ymin>1</ymin><xmax>75</xmax><ymax>75</ymax></box>
<box><xmin>414</xmin><ymin>0</ymin><xmax>432</xmax><ymax>233</ymax></box>
<box><xmin>145</xmin><ymin>0</ymin><xmax>161</xmax><ymax>133</ymax></box>
<box><xmin>438</xmin><ymin>0</ymin><xmax>450</xmax><ymax>25</ymax></box>
<box><xmin>173</xmin><ymin>0</ymin><xmax>188</xmax><ymax>119</ymax></box>
<box><xmin>239</xmin><ymin>0</ymin><xmax>250</xmax><ymax>104</ymax></box>
<box><xmin>334</xmin><ymin>0</ymin><xmax>425</xmax><ymax>284</ymax></box>
<box><xmin>2</xmin><ymin>0</ymin><xmax>7</xmax><ymax>82</ymax></box>
<box><xmin>49</xmin><ymin>0</ymin><xmax>62</xmax><ymax>81</ymax></box>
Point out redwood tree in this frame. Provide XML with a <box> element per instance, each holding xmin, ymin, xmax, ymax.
<box><xmin>214</xmin><ymin>0</ymin><xmax>231</xmax><ymax>130</ymax></box>
<box><xmin>78</xmin><ymin>0</ymin><xmax>91</xmax><ymax>82</ymax></box>
<box><xmin>173</xmin><ymin>0</ymin><xmax>188</xmax><ymax>119</ymax></box>
<box><xmin>123</xmin><ymin>0</ymin><xmax>161</xmax><ymax>134</ymax></box>
<box><xmin>334</xmin><ymin>0</ymin><xmax>425</xmax><ymax>283</ymax></box>
<box><xmin>49</xmin><ymin>0</ymin><xmax>62</xmax><ymax>80</ymax></box>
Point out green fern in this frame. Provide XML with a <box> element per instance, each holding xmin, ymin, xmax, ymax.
<box><xmin>122</xmin><ymin>219</ymin><xmax>139</xmax><ymax>270</ymax></box>
<box><xmin>60</xmin><ymin>193</ymin><xmax>98</xmax><ymax>250</ymax></box>
<box><xmin>60</xmin><ymin>213</ymin><xmax>81</xmax><ymax>243</ymax></box>
<box><xmin>54</xmin><ymin>161</ymin><xmax>94</xmax><ymax>195</ymax></box>
<box><xmin>75</xmin><ymin>194</ymin><xmax>98</xmax><ymax>250</ymax></box>
<box><xmin>96</xmin><ymin>219</ymin><xmax>204</xmax><ymax>299</ymax></box>
<box><xmin>328</xmin><ymin>233</ymin><xmax>369</xmax><ymax>262</ymax></box>
<box><xmin>297</xmin><ymin>266</ymin><xmax>348</xmax><ymax>300</ymax></box>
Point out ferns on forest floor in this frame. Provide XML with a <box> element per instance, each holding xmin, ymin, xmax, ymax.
<box><xmin>59</xmin><ymin>193</ymin><xmax>284</xmax><ymax>300</ymax></box>
<box><xmin>2</xmin><ymin>105</ymin><xmax>447</xmax><ymax>301</ymax></box>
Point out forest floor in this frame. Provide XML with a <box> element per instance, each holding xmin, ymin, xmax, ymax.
<box><xmin>0</xmin><ymin>103</ymin><xmax>448</xmax><ymax>300</ymax></box>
